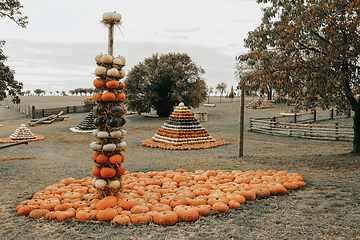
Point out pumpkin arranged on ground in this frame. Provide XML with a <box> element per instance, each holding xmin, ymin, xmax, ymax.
<box><xmin>15</xmin><ymin>169</ymin><xmax>306</xmax><ymax>225</ymax></box>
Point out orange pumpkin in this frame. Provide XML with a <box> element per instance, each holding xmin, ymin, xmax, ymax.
<box><xmin>118</xmin><ymin>82</ymin><xmax>125</xmax><ymax>89</ymax></box>
<box><xmin>194</xmin><ymin>205</ymin><xmax>211</xmax><ymax>216</ymax></box>
<box><xmin>117</xmin><ymin>198</ymin><xmax>140</xmax><ymax>210</ymax></box>
<box><xmin>92</xmin><ymin>165</ymin><xmax>101</xmax><ymax>176</ymax></box>
<box><xmin>152</xmin><ymin>211</ymin><xmax>178</xmax><ymax>226</ymax></box>
<box><xmin>92</xmin><ymin>151</ymin><xmax>100</xmax><ymax>162</ymax></box>
<box><xmin>130</xmin><ymin>205</ymin><xmax>150</xmax><ymax>214</ymax></box>
<box><xmin>150</xmin><ymin>203</ymin><xmax>172</xmax><ymax>212</ymax></box>
<box><xmin>106</xmin><ymin>80</ymin><xmax>120</xmax><ymax>89</ymax></box>
<box><xmin>253</xmin><ymin>188</ymin><xmax>271</xmax><ymax>198</ymax></box>
<box><xmin>115</xmin><ymin>93</ymin><xmax>126</xmax><ymax>101</ymax></box>
<box><xmin>112</xmin><ymin>215</ymin><xmax>130</xmax><ymax>225</ymax></box>
<box><xmin>40</xmin><ymin>199</ymin><xmax>60</xmax><ymax>211</ymax></box>
<box><xmin>169</xmin><ymin>196</ymin><xmax>187</xmax><ymax>208</ymax></box>
<box><xmin>187</xmin><ymin>197</ymin><xmax>206</xmax><ymax>206</ymax></box>
<box><xmin>76</xmin><ymin>210</ymin><xmax>90</xmax><ymax>220</ymax></box>
<box><xmin>92</xmin><ymin>93</ymin><xmax>102</xmax><ymax>101</ymax></box>
<box><xmin>239</xmin><ymin>190</ymin><xmax>256</xmax><ymax>200</ymax></box>
<box><xmin>116</xmin><ymin>165</ymin><xmax>125</xmax><ymax>176</ymax></box>
<box><xmin>29</xmin><ymin>209</ymin><xmax>49</xmax><ymax>219</ymax></box>
<box><xmin>211</xmin><ymin>202</ymin><xmax>229</xmax><ymax>213</ymax></box>
<box><xmin>93</xmin><ymin>78</ymin><xmax>106</xmax><ymax>88</ymax></box>
<box><xmin>176</xmin><ymin>206</ymin><xmax>199</xmax><ymax>222</ymax></box>
<box><xmin>102</xmin><ymin>92</ymin><xmax>116</xmax><ymax>101</ymax></box>
<box><xmin>96</xmin><ymin>208</ymin><xmax>118</xmax><ymax>221</ymax></box>
<box><xmin>228</xmin><ymin>200</ymin><xmax>241</xmax><ymax>208</ymax></box>
<box><xmin>109</xmin><ymin>154</ymin><xmax>124</xmax><ymax>164</ymax></box>
<box><xmin>129</xmin><ymin>213</ymin><xmax>151</xmax><ymax>224</ymax></box>
<box><xmin>96</xmin><ymin>154</ymin><xmax>108</xmax><ymax>164</ymax></box>
<box><xmin>54</xmin><ymin>203</ymin><xmax>72</xmax><ymax>211</ymax></box>
<box><xmin>45</xmin><ymin>211</ymin><xmax>57</xmax><ymax>220</ymax></box>
<box><xmin>97</xmin><ymin>196</ymin><xmax>118</xmax><ymax>210</ymax></box>
<box><xmin>100</xmin><ymin>167</ymin><xmax>116</xmax><ymax>178</ymax></box>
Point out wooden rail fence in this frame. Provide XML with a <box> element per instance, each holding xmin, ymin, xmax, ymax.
<box><xmin>250</xmin><ymin>110</ymin><xmax>353</xmax><ymax>141</ymax></box>
<box><xmin>2</xmin><ymin>99</ymin><xmax>95</xmax><ymax>119</ymax></box>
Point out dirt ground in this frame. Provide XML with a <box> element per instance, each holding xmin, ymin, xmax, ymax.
<box><xmin>0</xmin><ymin>96</ymin><xmax>359</xmax><ymax>240</ymax></box>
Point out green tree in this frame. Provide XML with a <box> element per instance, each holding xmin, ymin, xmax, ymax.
<box><xmin>216</xmin><ymin>82</ymin><xmax>227</xmax><ymax>103</ymax></box>
<box><xmin>237</xmin><ymin>0</ymin><xmax>360</xmax><ymax>153</ymax></box>
<box><xmin>124</xmin><ymin>53</ymin><xmax>207</xmax><ymax>117</ymax></box>
<box><xmin>33</xmin><ymin>89</ymin><xmax>45</xmax><ymax>96</ymax></box>
<box><xmin>0</xmin><ymin>0</ymin><xmax>28</xmax><ymax>104</ymax></box>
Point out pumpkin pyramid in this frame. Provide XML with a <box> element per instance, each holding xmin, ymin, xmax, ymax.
<box><xmin>141</xmin><ymin>103</ymin><xmax>228</xmax><ymax>150</ymax></box>
<box><xmin>70</xmin><ymin>111</ymin><xmax>97</xmax><ymax>133</ymax></box>
<box><xmin>10</xmin><ymin>124</ymin><xmax>37</xmax><ymax>140</ymax></box>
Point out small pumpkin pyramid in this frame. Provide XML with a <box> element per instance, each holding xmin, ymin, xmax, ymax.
<box><xmin>141</xmin><ymin>103</ymin><xmax>228</xmax><ymax>150</ymax></box>
<box><xmin>10</xmin><ymin>124</ymin><xmax>36</xmax><ymax>140</ymax></box>
<box><xmin>70</xmin><ymin>111</ymin><xmax>97</xmax><ymax>132</ymax></box>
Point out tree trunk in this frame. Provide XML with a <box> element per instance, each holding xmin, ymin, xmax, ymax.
<box><xmin>353</xmin><ymin>106</ymin><xmax>360</xmax><ymax>154</ymax></box>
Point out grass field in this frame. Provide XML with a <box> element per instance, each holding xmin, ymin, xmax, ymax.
<box><xmin>0</xmin><ymin>96</ymin><xmax>359</xmax><ymax>239</ymax></box>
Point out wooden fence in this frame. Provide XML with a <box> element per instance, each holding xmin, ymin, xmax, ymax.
<box><xmin>3</xmin><ymin>99</ymin><xmax>95</xmax><ymax>119</ymax></box>
<box><xmin>250</xmin><ymin>110</ymin><xmax>354</xmax><ymax>141</ymax></box>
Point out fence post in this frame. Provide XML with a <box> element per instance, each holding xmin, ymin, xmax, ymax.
<box><xmin>313</xmin><ymin>110</ymin><xmax>316</xmax><ymax>122</ymax></box>
<box><xmin>249</xmin><ymin>118</ymin><xmax>253</xmax><ymax>130</ymax></box>
<box><xmin>335</xmin><ymin>123</ymin><xmax>338</xmax><ymax>141</ymax></box>
<box><xmin>294</xmin><ymin>113</ymin><xmax>297</xmax><ymax>124</ymax></box>
<box><xmin>331</xmin><ymin>109</ymin><xmax>334</xmax><ymax>119</ymax></box>
<box><xmin>42</xmin><ymin>109</ymin><xmax>45</xmax><ymax>117</ymax></box>
<box><xmin>32</xmin><ymin>106</ymin><xmax>35</xmax><ymax>119</ymax></box>
<box><xmin>67</xmin><ymin>106</ymin><xmax>70</xmax><ymax>113</ymax></box>
<box><xmin>74</xmin><ymin>105</ymin><xmax>77</xmax><ymax>113</ymax></box>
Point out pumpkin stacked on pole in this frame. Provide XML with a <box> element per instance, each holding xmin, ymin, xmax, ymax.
<box><xmin>90</xmin><ymin>12</ymin><xmax>127</xmax><ymax>199</ymax></box>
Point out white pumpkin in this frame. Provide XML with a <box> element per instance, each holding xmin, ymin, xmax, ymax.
<box><xmin>101</xmin><ymin>54</ymin><xmax>113</xmax><ymax>63</ymax></box>
<box><xmin>112</xmin><ymin>58</ymin><xmax>123</xmax><ymax>69</ymax></box>
<box><xmin>97</xmin><ymin>131</ymin><xmax>110</xmax><ymax>138</ymax></box>
<box><xmin>95</xmin><ymin>54</ymin><xmax>103</xmax><ymax>63</ymax></box>
<box><xmin>108</xmin><ymin>180</ymin><xmax>121</xmax><ymax>189</ymax></box>
<box><xmin>112</xmin><ymin>12</ymin><xmax>122</xmax><ymax>22</ymax></box>
<box><xmin>103</xmin><ymin>12</ymin><xmax>114</xmax><ymax>21</ymax></box>
<box><xmin>107</xmin><ymin>68</ymin><xmax>119</xmax><ymax>77</ymax></box>
<box><xmin>110</xmin><ymin>130</ymin><xmax>122</xmax><ymax>138</ymax></box>
<box><xmin>91</xmin><ymin>177</ymin><xmax>97</xmax><ymax>186</ymax></box>
<box><xmin>118</xmin><ymin>69</ymin><xmax>126</xmax><ymax>78</ymax></box>
<box><xmin>95</xmin><ymin>66</ymin><xmax>107</xmax><ymax>76</ymax></box>
<box><xmin>120</xmin><ymin>129</ymin><xmax>127</xmax><ymax>136</ymax></box>
<box><xmin>119</xmin><ymin>56</ymin><xmax>126</xmax><ymax>65</ymax></box>
<box><xmin>102</xmin><ymin>143</ymin><xmax>117</xmax><ymax>151</ymax></box>
<box><xmin>92</xmin><ymin>129</ymin><xmax>100</xmax><ymax>137</ymax></box>
<box><xmin>117</xmin><ymin>142</ymin><xmax>127</xmax><ymax>151</ymax></box>
<box><xmin>95</xmin><ymin>179</ymin><xmax>107</xmax><ymax>189</ymax></box>
<box><xmin>90</xmin><ymin>141</ymin><xmax>102</xmax><ymax>151</ymax></box>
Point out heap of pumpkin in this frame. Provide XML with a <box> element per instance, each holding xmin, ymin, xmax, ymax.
<box><xmin>16</xmin><ymin>169</ymin><xmax>306</xmax><ymax>225</ymax></box>
<box><xmin>141</xmin><ymin>103</ymin><xmax>229</xmax><ymax>150</ymax></box>
<box><xmin>89</xmin><ymin>52</ymin><xmax>127</xmax><ymax>199</ymax></box>
<box><xmin>0</xmin><ymin>124</ymin><xmax>45</xmax><ymax>143</ymax></box>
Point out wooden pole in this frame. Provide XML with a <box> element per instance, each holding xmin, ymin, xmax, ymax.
<box><xmin>238</xmin><ymin>86</ymin><xmax>245</xmax><ymax>157</ymax></box>
<box><xmin>108</xmin><ymin>23</ymin><xmax>114</xmax><ymax>56</ymax></box>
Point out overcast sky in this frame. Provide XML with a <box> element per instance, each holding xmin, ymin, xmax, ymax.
<box><xmin>0</xmin><ymin>0</ymin><xmax>266</xmax><ymax>94</ymax></box>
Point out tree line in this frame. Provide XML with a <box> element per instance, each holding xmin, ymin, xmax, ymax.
<box><xmin>21</xmin><ymin>88</ymin><xmax>95</xmax><ymax>96</ymax></box>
